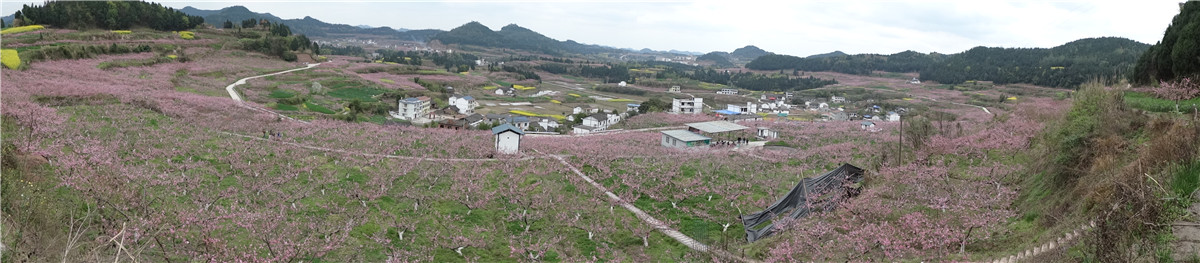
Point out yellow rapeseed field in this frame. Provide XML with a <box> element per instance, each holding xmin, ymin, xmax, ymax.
<box><xmin>1</xmin><ymin>49</ymin><xmax>21</xmax><ymax>69</ymax></box>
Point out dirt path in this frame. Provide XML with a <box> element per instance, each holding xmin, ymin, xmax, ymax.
<box><xmin>1173</xmin><ymin>202</ymin><xmax>1200</xmax><ymax>261</ymax></box>
<box><xmin>225</xmin><ymin>63</ymin><xmax>321</xmax><ymax>102</ymax></box>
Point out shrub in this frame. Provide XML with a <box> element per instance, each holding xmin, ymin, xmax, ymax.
<box><xmin>178</xmin><ymin>31</ymin><xmax>195</xmax><ymax>40</ymax></box>
<box><xmin>111</xmin><ymin>30</ymin><xmax>131</xmax><ymax>34</ymax></box>
<box><xmin>1</xmin><ymin>25</ymin><xmax>44</xmax><ymax>35</ymax></box>
<box><xmin>1</xmin><ymin>49</ymin><xmax>21</xmax><ymax>69</ymax></box>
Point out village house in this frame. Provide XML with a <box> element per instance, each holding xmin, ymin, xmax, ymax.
<box><xmin>668</xmin><ymin>86</ymin><xmax>682</xmax><ymax>93</ymax></box>
<box><xmin>909</xmin><ymin>77</ymin><xmax>921</xmax><ymax>84</ymax></box>
<box><xmin>717</xmin><ymin>88</ymin><xmax>739</xmax><ymax>95</ymax></box>
<box><xmin>462</xmin><ymin>113</ymin><xmax>485</xmax><ymax>127</ymax></box>
<box><xmin>887</xmin><ymin>111</ymin><xmax>900</xmax><ymax>122</ymax></box>
<box><xmin>495</xmin><ymin>86</ymin><xmax>516</xmax><ymax>96</ymax></box>
<box><xmin>504</xmin><ymin>116</ymin><xmax>532</xmax><ymax>130</ymax></box>
<box><xmin>672</xmin><ymin>97</ymin><xmax>704</xmax><ymax>114</ymax></box>
<box><xmin>533</xmin><ymin>117</ymin><xmax>560</xmax><ymax>131</ymax></box>
<box><xmin>492</xmin><ymin>124</ymin><xmax>524</xmax><ymax>154</ymax></box>
<box><xmin>727</xmin><ymin>102</ymin><xmax>758</xmax><ymax>114</ymax></box>
<box><xmin>860</xmin><ymin>121</ymin><xmax>876</xmax><ymax>130</ymax></box>
<box><xmin>448</xmin><ymin>95</ymin><xmax>478</xmax><ymax>114</ymax></box>
<box><xmin>618</xmin><ymin>81</ymin><xmax>628</xmax><ymax>87</ymax></box>
<box><xmin>394</xmin><ymin>96</ymin><xmax>432</xmax><ymax>122</ymax></box>
<box><xmin>627</xmin><ymin>103</ymin><xmax>641</xmax><ymax>113</ymax></box>
<box><xmin>660</xmin><ymin>130</ymin><xmax>712</xmax><ymax>148</ymax></box>
<box><xmin>830</xmin><ymin>111</ymin><xmax>849</xmax><ymax>121</ymax></box>
<box><xmin>830</xmin><ymin>96</ymin><xmax>846</xmax><ymax>103</ymax></box>
<box><xmin>573</xmin><ymin>105</ymin><xmax>600</xmax><ymax>115</ymax></box>
<box><xmin>685</xmin><ymin>121</ymin><xmax>750</xmax><ymax>141</ymax></box>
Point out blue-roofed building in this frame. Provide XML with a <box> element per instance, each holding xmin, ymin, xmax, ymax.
<box><xmin>714</xmin><ymin>109</ymin><xmax>741</xmax><ymax>115</ymax></box>
<box><xmin>627</xmin><ymin>103</ymin><xmax>641</xmax><ymax>113</ymax></box>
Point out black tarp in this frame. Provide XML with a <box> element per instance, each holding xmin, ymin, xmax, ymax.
<box><xmin>739</xmin><ymin>163</ymin><xmax>864</xmax><ymax>242</ymax></box>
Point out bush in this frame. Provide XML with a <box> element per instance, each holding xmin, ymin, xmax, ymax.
<box><xmin>178</xmin><ymin>31</ymin><xmax>195</xmax><ymax>40</ymax></box>
<box><xmin>1</xmin><ymin>49</ymin><xmax>21</xmax><ymax>69</ymax></box>
<box><xmin>111</xmin><ymin>30</ymin><xmax>131</xmax><ymax>34</ymax></box>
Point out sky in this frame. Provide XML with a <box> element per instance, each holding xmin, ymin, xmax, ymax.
<box><xmin>0</xmin><ymin>1</ymin><xmax>1184</xmax><ymax>56</ymax></box>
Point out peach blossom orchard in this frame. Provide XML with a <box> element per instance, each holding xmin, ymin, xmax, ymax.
<box><xmin>2</xmin><ymin>50</ymin><xmax>1063</xmax><ymax>261</ymax></box>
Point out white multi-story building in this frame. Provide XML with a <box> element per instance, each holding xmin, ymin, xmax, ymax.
<box><xmin>448</xmin><ymin>95</ymin><xmax>477</xmax><ymax>114</ymax></box>
<box><xmin>396</xmin><ymin>96</ymin><xmax>431</xmax><ymax>121</ymax></box>
<box><xmin>672</xmin><ymin>98</ymin><xmax>704</xmax><ymax>114</ymax></box>
<box><xmin>717</xmin><ymin>88</ymin><xmax>738</xmax><ymax>95</ymax></box>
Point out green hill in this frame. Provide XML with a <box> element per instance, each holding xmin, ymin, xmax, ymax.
<box><xmin>747</xmin><ymin>37</ymin><xmax>1148</xmax><ymax>88</ymax></box>
<box><xmin>1134</xmin><ymin>1</ymin><xmax>1200</xmax><ymax>83</ymax></box>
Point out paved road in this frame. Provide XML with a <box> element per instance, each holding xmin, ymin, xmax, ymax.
<box><xmin>226</xmin><ymin>63</ymin><xmax>321</xmax><ymax>102</ymax></box>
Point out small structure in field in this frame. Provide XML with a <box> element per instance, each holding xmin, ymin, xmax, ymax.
<box><xmin>668</xmin><ymin>86</ymin><xmax>682</xmax><ymax>93</ymax></box>
<box><xmin>757</xmin><ymin>127</ymin><xmax>778</xmax><ymax>139</ymax></box>
<box><xmin>661</xmin><ymin>130</ymin><xmax>712</xmax><ymax>148</ymax></box>
<box><xmin>492</xmin><ymin>124</ymin><xmax>524</xmax><ymax>154</ymax></box>
<box><xmin>909</xmin><ymin>77</ymin><xmax>921</xmax><ymax>84</ymax></box>
<box><xmin>860</xmin><ymin>121</ymin><xmax>875</xmax><ymax>130</ymax></box>
<box><xmin>618</xmin><ymin>81</ymin><xmax>628</xmax><ymax>87</ymax></box>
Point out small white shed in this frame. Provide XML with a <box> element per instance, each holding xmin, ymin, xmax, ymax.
<box><xmin>492</xmin><ymin>124</ymin><xmax>524</xmax><ymax>154</ymax></box>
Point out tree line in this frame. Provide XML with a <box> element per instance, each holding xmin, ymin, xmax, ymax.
<box><xmin>15</xmin><ymin>1</ymin><xmax>204</xmax><ymax>31</ymax></box>
<box><xmin>1134</xmin><ymin>1</ymin><xmax>1200</xmax><ymax>84</ymax></box>
<box><xmin>747</xmin><ymin>37</ymin><xmax>1149</xmax><ymax>88</ymax></box>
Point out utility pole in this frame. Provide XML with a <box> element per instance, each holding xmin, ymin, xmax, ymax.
<box><xmin>898</xmin><ymin>114</ymin><xmax>903</xmax><ymax>165</ymax></box>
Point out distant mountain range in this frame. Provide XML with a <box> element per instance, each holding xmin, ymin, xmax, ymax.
<box><xmin>178</xmin><ymin>6</ymin><xmax>436</xmax><ymax>41</ymax></box>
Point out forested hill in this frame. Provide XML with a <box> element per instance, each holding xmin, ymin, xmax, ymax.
<box><xmin>178</xmin><ymin>6</ymin><xmax>441</xmax><ymax>42</ymax></box>
<box><xmin>748</xmin><ymin>37</ymin><xmax>1149</xmax><ymax>88</ymax></box>
<box><xmin>431</xmin><ymin>21</ymin><xmax>622</xmax><ymax>55</ymax></box>
<box><xmin>1134</xmin><ymin>1</ymin><xmax>1200</xmax><ymax>84</ymax></box>
<box><xmin>730</xmin><ymin>45</ymin><xmax>771</xmax><ymax>60</ymax></box>
<box><xmin>12</xmin><ymin>1</ymin><xmax>203</xmax><ymax>31</ymax></box>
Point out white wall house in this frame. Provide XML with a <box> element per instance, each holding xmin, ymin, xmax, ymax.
<box><xmin>909</xmin><ymin>77</ymin><xmax>921</xmax><ymax>84</ymax></box>
<box><xmin>573</xmin><ymin>105</ymin><xmax>599</xmax><ymax>115</ymax></box>
<box><xmin>727</xmin><ymin>102</ymin><xmax>758</xmax><ymax>114</ymax></box>
<box><xmin>668</xmin><ymin>86</ymin><xmax>681</xmax><ymax>93</ymax></box>
<box><xmin>448</xmin><ymin>95</ymin><xmax>478</xmax><ymax>114</ymax></box>
<box><xmin>887</xmin><ymin>111</ymin><xmax>900</xmax><ymax>122</ymax></box>
<box><xmin>618</xmin><ymin>81</ymin><xmax>627</xmax><ymax>87</ymax></box>
<box><xmin>717</xmin><ymin>88</ymin><xmax>738</xmax><ymax>95</ymax></box>
<box><xmin>582</xmin><ymin>112</ymin><xmax>620</xmax><ymax>130</ymax></box>
<box><xmin>672</xmin><ymin>98</ymin><xmax>704</xmax><ymax>114</ymax></box>
<box><xmin>830</xmin><ymin>96</ymin><xmax>846</xmax><ymax>103</ymax></box>
<box><xmin>492</xmin><ymin>124</ymin><xmax>524</xmax><ymax>154</ymax></box>
<box><xmin>495</xmin><ymin>87</ymin><xmax>515</xmax><ymax>96</ymax></box>
<box><xmin>395</xmin><ymin>96</ymin><xmax>432</xmax><ymax>121</ymax></box>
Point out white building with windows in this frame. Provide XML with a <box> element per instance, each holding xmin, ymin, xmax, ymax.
<box><xmin>717</xmin><ymin>88</ymin><xmax>739</xmax><ymax>95</ymax></box>
<box><xmin>672</xmin><ymin>98</ymin><xmax>704</xmax><ymax>114</ymax></box>
<box><xmin>448</xmin><ymin>95</ymin><xmax>478</xmax><ymax>114</ymax></box>
<box><xmin>395</xmin><ymin>96</ymin><xmax>431</xmax><ymax>121</ymax></box>
<box><xmin>830</xmin><ymin>96</ymin><xmax>846</xmax><ymax>103</ymax></box>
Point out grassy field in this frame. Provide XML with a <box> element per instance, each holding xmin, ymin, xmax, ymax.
<box><xmin>1124</xmin><ymin>91</ymin><xmax>1200</xmax><ymax>113</ymax></box>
